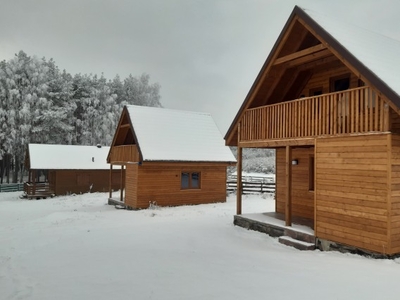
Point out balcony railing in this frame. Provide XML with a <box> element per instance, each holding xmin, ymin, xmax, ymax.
<box><xmin>24</xmin><ymin>182</ymin><xmax>54</xmax><ymax>197</ymax></box>
<box><xmin>109</xmin><ymin>145</ymin><xmax>138</xmax><ymax>163</ymax></box>
<box><xmin>240</xmin><ymin>86</ymin><xmax>389</xmax><ymax>142</ymax></box>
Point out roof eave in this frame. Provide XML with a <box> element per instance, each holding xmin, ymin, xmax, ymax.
<box><xmin>297</xmin><ymin>7</ymin><xmax>400</xmax><ymax>109</ymax></box>
<box><xmin>224</xmin><ymin>5</ymin><xmax>303</xmax><ymax>146</ymax></box>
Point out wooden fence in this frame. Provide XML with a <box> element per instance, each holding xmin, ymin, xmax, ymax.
<box><xmin>0</xmin><ymin>183</ymin><xmax>24</xmax><ymax>193</ymax></box>
<box><xmin>227</xmin><ymin>175</ymin><xmax>275</xmax><ymax>194</ymax></box>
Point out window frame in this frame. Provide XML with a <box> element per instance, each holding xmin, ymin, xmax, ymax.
<box><xmin>330</xmin><ymin>73</ymin><xmax>351</xmax><ymax>93</ymax></box>
<box><xmin>181</xmin><ymin>171</ymin><xmax>201</xmax><ymax>190</ymax></box>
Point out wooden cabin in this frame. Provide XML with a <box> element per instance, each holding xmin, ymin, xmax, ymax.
<box><xmin>107</xmin><ymin>105</ymin><xmax>236</xmax><ymax>209</ymax></box>
<box><xmin>225</xmin><ymin>6</ymin><xmax>400</xmax><ymax>256</ymax></box>
<box><xmin>25</xmin><ymin>144</ymin><xmax>121</xmax><ymax>198</ymax></box>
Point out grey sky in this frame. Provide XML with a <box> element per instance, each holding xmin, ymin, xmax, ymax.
<box><xmin>1</xmin><ymin>0</ymin><xmax>399</xmax><ymax>134</ymax></box>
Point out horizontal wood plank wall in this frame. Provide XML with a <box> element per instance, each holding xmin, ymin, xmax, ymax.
<box><xmin>390</xmin><ymin>134</ymin><xmax>400</xmax><ymax>254</ymax></box>
<box><xmin>300</xmin><ymin>64</ymin><xmax>358</xmax><ymax>96</ymax></box>
<box><xmin>54</xmin><ymin>170</ymin><xmax>121</xmax><ymax>195</ymax></box>
<box><xmin>125</xmin><ymin>164</ymin><xmax>138</xmax><ymax>208</ymax></box>
<box><xmin>276</xmin><ymin>147</ymin><xmax>314</xmax><ymax>219</ymax></box>
<box><xmin>133</xmin><ymin>162</ymin><xmax>228</xmax><ymax>209</ymax></box>
<box><xmin>315</xmin><ymin>134</ymin><xmax>390</xmax><ymax>254</ymax></box>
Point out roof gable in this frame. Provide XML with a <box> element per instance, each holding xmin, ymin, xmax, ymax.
<box><xmin>225</xmin><ymin>5</ymin><xmax>400</xmax><ymax>146</ymax></box>
<box><xmin>111</xmin><ymin>105</ymin><xmax>236</xmax><ymax>163</ymax></box>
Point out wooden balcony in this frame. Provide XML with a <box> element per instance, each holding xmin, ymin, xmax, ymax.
<box><xmin>240</xmin><ymin>86</ymin><xmax>390</xmax><ymax>146</ymax></box>
<box><xmin>108</xmin><ymin>145</ymin><xmax>139</xmax><ymax>164</ymax></box>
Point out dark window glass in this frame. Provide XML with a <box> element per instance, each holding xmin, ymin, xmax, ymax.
<box><xmin>191</xmin><ymin>173</ymin><xmax>200</xmax><ymax>188</ymax></box>
<box><xmin>333</xmin><ymin>77</ymin><xmax>350</xmax><ymax>92</ymax></box>
<box><xmin>181</xmin><ymin>172</ymin><xmax>189</xmax><ymax>189</ymax></box>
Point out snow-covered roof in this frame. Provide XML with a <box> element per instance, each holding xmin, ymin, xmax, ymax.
<box><xmin>126</xmin><ymin>105</ymin><xmax>236</xmax><ymax>162</ymax></box>
<box><xmin>225</xmin><ymin>6</ymin><xmax>400</xmax><ymax>145</ymax></box>
<box><xmin>301</xmin><ymin>7</ymin><xmax>400</xmax><ymax>103</ymax></box>
<box><xmin>28</xmin><ymin>144</ymin><xmax>112</xmax><ymax>170</ymax></box>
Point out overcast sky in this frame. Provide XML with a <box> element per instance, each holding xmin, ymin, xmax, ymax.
<box><xmin>1</xmin><ymin>0</ymin><xmax>400</xmax><ymax>134</ymax></box>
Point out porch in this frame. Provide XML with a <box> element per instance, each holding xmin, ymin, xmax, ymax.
<box><xmin>234</xmin><ymin>212</ymin><xmax>315</xmax><ymax>250</ymax></box>
<box><xmin>23</xmin><ymin>182</ymin><xmax>54</xmax><ymax>199</ymax></box>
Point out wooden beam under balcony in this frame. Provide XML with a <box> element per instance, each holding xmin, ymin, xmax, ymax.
<box><xmin>239</xmin><ymin>138</ymin><xmax>315</xmax><ymax>148</ymax></box>
<box><xmin>273</xmin><ymin>44</ymin><xmax>327</xmax><ymax>65</ymax></box>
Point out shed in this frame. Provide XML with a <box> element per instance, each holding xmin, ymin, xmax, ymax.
<box><xmin>25</xmin><ymin>144</ymin><xmax>121</xmax><ymax>198</ymax></box>
<box><xmin>107</xmin><ymin>105</ymin><xmax>236</xmax><ymax>209</ymax></box>
<box><xmin>226</xmin><ymin>6</ymin><xmax>400</xmax><ymax>256</ymax></box>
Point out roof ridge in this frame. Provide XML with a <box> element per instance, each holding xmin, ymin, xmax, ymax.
<box><xmin>125</xmin><ymin>104</ymin><xmax>212</xmax><ymax>116</ymax></box>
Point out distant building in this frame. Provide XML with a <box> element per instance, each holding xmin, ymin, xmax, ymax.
<box><xmin>25</xmin><ymin>144</ymin><xmax>120</xmax><ymax>198</ymax></box>
<box><xmin>107</xmin><ymin>105</ymin><xmax>236</xmax><ymax>209</ymax></box>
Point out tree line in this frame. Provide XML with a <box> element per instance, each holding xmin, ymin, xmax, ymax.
<box><xmin>0</xmin><ymin>50</ymin><xmax>162</xmax><ymax>183</ymax></box>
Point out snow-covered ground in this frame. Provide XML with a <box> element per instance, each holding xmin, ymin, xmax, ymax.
<box><xmin>1</xmin><ymin>192</ymin><xmax>400</xmax><ymax>300</ymax></box>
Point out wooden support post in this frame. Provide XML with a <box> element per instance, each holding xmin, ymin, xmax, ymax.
<box><xmin>237</xmin><ymin>146</ymin><xmax>243</xmax><ymax>215</ymax></box>
<box><xmin>109</xmin><ymin>164</ymin><xmax>113</xmax><ymax>199</ymax></box>
<box><xmin>285</xmin><ymin>146</ymin><xmax>292</xmax><ymax>226</ymax></box>
<box><xmin>120</xmin><ymin>165</ymin><xmax>124</xmax><ymax>202</ymax></box>
<box><xmin>236</xmin><ymin>122</ymin><xmax>242</xmax><ymax>215</ymax></box>
<box><xmin>33</xmin><ymin>170</ymin><xmax>36</xmax><ymax>196</ymax></box>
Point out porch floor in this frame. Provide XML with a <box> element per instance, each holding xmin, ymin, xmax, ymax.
<box><xmin>234</xmin><ymin>212</ymin><xmax>315</xmax><ymax>242</ymax></box>
<box><xmin>241</xmin><ymin>212</ymin><xmax>313</xmax><ymax>233</ymax></box>
<box><xmin>108</xmin><ymin>197</ymin><xmax>125</xmax><ymax>207</ymax></box>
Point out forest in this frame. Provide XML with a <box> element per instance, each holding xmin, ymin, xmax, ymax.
<box><xmin>0</xmin><ymin>51</ymin><xmax>162</xmax><ymax>183</ymax></box>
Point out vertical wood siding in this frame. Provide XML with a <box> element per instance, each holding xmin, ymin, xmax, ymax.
<box><xmin>276</xmin><ymin>147</ymin><xmax>314</xmax><ymax>219</ymax></box>
<box><xmin>109</xmin><ymin>145</ymin><xmax>139</xmax><ymax>163</ymax></box>
<box><xmin>315</xmin><ymin>134</ymin><xmax>390</xmax><ymax>254</ymax></box>
<box><xmin>54</xmin><ymin>170</ymin><xmax>120</xmax><ymax>195</ymax></box>
<box><xmin>125</xmin><ymin>164</ymin><xmax>138</xmax><ymax>208</ymax></box>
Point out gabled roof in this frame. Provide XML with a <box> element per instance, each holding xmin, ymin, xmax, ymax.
<box><xmin>113</xmin><ymin>105</ymin><xmax>236</xmax><ymax>163</ymax></box>
<box><xmin>225</xmin><ymin>5</ymin><xmax>400</xmax><ymax>145</ymax></box>
<box><xmin>27</xmin><ymin>144</ymin><xmax>112</xmax><ymax>170</ymax></box>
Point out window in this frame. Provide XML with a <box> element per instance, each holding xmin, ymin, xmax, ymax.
<box><xmin>330</xmin><ymin>75</ymin><xmax>350</xmax><ymax>92</ymax></box>
<box><xmin>309</xmin><ymin>155</ymin><xmax>314</xmax><ymax>191</ymax></box>
<box><xmin>181</xmin><ymin>172</ymin><xmax>201</xmax><ymax>189</ymax></box>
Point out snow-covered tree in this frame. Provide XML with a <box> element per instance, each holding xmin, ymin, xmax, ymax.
<box><xmin>123</xmin><ymin>73</ymin><xmax>162</xmax><ymax>107</ymax></box>
<box><xmin>0</xmin><ymin>50</ymin><xmax>162</xmax><ymax>182</ymax></box>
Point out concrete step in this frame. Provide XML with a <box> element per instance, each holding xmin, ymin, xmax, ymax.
<box><xmin>279</xmin><ymin>236</ymin><xmax>315</xmax><ymax>251</ymax></box>
<box><xmin>284</xmin><ymin>228</ymin><xmax>315</xmax><ymax>244</ymax></box>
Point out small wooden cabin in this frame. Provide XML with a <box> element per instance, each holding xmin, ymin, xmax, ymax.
<box><xmin>107</xmin><ymin>105</ymin><xmax>236</xmax><ymax>209</ymax></box>
<box><xmin>226</xmin><ymin>6</ymin><xmax>400</xmax><ymax>256</ymax></box>
<box><xmin>25</xmin><ymin>144</ymin><xmax>121</xmax><ymax>198</ymax></box>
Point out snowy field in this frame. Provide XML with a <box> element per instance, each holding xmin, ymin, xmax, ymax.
<box><xmin>1</xmin><ymin>192</ymin><xmax>400</xmax><ymax>300</ymax></box>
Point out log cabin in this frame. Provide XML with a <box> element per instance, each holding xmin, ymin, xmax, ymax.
<box><xmin>107</xmin><ymin>105</ymin><xmax>236</xmax><ymax>209</ymax></box>
<box><xmin>226</xmin><ymin>6</ymin><xmax>400</xmax><ymax>256</ymax></box>
<box><xmin>25</xmin><ymin>144</ymin><xmax>121</xmax><ymax>198</ymax></box>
